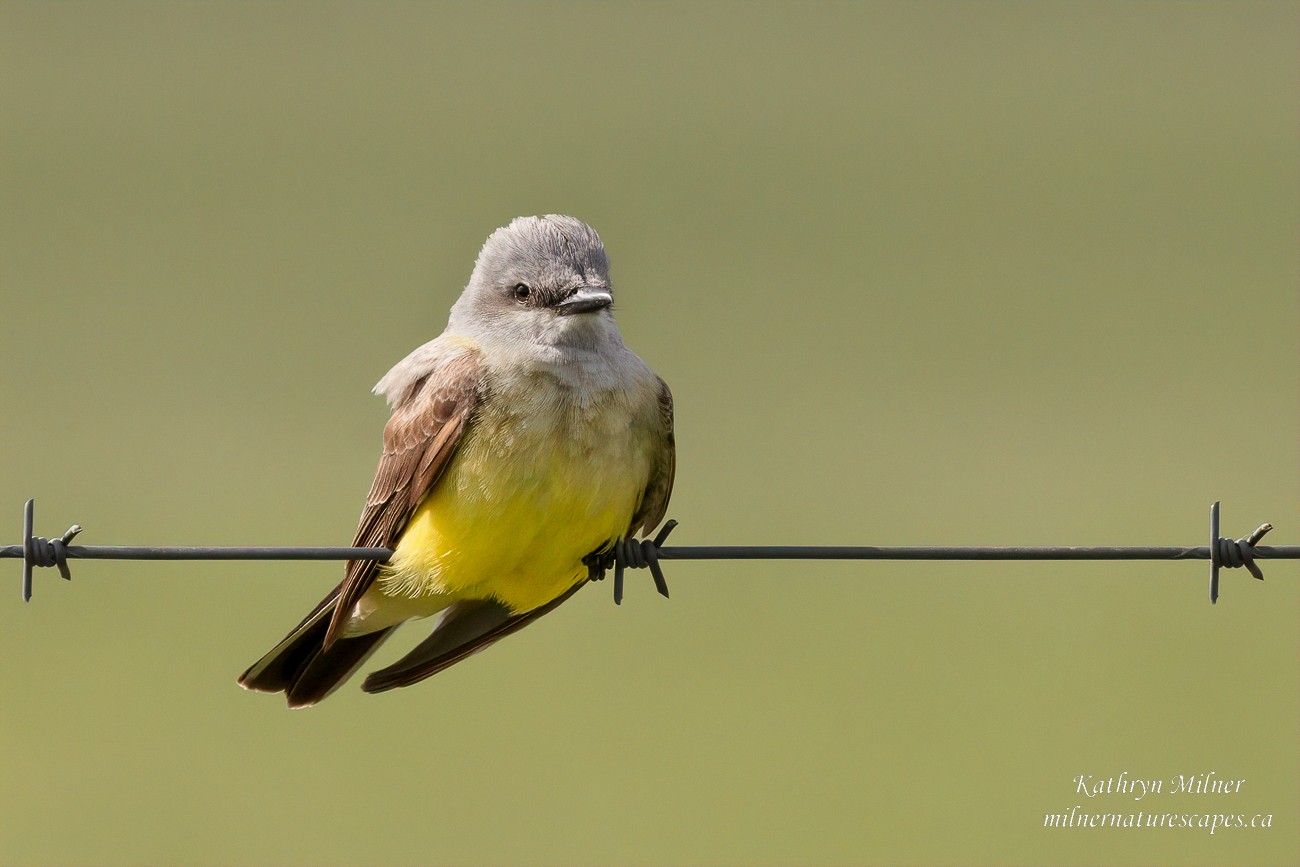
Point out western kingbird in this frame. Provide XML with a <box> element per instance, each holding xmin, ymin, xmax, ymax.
<box><xmin>238</xmin><ymin>215</ymin><xmax>675</xmax><ymax>707</ymax></box>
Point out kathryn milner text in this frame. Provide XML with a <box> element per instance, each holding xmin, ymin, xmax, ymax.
<box><xmin>1073</xmin><ymin>771</ymin><xmax>1244</xmax><ymax>802</ymax></box>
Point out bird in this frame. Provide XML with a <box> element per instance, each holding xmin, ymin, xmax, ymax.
<box><xmin>238</xmin><ymin>215</ymin><xmax>675</xmax><ymax>708</ymax></box>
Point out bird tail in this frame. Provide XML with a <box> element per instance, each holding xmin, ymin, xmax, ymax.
<box><xmin>361</xmin><ymin>581</ymin><xmax>586</xmax><ymax>693</ymax></box>
<box><xmin>238</xmin><ymin>584</ymin><xmax>394</xmax><ymax>709</ymax></box>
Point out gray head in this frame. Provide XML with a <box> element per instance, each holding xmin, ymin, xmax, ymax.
<box><xmin>447</xmin><ymin>215</ymin><xmax>620</xmax><ymax>352</ymax></box>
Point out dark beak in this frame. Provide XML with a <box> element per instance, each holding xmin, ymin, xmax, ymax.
<box><xmin>555</xmin><ymin>289</ymin><xmax>613</xmax><ymax>315</ymax></box>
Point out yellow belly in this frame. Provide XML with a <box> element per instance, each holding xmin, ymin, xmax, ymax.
<box><xmin>378</xmin><ymin>397</ymin><xmax>652</xmax><ymax>614</ymax></box>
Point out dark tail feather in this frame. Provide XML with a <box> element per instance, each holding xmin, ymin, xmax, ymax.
<box><xmin>238</xmin><ymin>587</ymin><xmax>394</xmax><ymax>708</ymax></box>
<box><xmin>362</xmin><ymin>581</ymin><xmax>584</xmax><ymax>694</ymax></box>
<box><xmin>284</xmin><ymin>629</ymin><xmax>393</xmax><ymax>708</ymax></box>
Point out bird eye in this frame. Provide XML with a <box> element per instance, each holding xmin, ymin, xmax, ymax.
<box><xmin>512</xmin><ymin>283</ymin><xmax>531</xmax><ymax>302</ymax></box>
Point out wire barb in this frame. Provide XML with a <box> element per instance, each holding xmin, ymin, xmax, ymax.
<box><xmin>583</xmin><ymin>520</ymin><xmax>678</xmax><ymax>604</ymax></box>
<box><xmin>610</xmin><ymin>520</ymin><xmax>678</xmax><ymax>604</ymax></box>
<box><xmin>1208</xmin><ymin>501</ymin><xmax>1271</xmax><ymax>605</ymax></box>
<box><xmin>20</xmin><ymin>499</ymin><xmax>83</xmax><ymax>600</ymax></box>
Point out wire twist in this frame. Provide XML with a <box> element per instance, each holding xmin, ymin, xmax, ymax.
<box><xmin>585</xmin><ymin>520</ymin><xmax>678</xmax><ymax>604</ymax></box>
<box><xmin>612</xmin><ymin>520</ymin><xmax>677</xmax><ymax>604</ymax></box>
<box><xmin>1212</xmin><ymin>524</ymin><xmax>1271</xmax><ymax>581</ymax></box>
<box><xmin>27</xmin><ymin>530</ymin><xmax>81</xmax><ymax>577</ymax></box>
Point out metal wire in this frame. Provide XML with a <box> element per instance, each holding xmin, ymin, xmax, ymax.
<box><xmin>6</xmin><ymin>499</ymin><xmax>1296</xmax><ymax>605</ymax></box>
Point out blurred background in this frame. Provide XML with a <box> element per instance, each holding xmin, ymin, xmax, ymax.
<box><xmin>2</xmin><ymin>2</ymin><xmax>1295</xmax><ymax>865</ymax></box>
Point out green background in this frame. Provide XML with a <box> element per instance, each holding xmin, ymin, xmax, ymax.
<box><xmin>2</xmin><ymin>2</ymin><xmax>1295</xmax><ymax>865</ymax></box>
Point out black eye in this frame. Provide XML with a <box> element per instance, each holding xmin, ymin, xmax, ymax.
<box><xmin>512</xmin><ymin>283</ymin><xmax>531</xmax><ymax>302</ymax></box>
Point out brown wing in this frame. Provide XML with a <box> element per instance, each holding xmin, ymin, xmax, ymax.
<box><xmin>628</xmin><ymin>376</ymin><xmax>676</xmax><ymax>537</ymax></box>
<box><xmin>323</xmin><ymin>349</ymin><xmax>485</xmax><ymax>648</ymax></box>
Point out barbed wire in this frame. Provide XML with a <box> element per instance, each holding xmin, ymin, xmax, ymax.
<box><xmin>5</xmin><ymin>499</ymin><xmax>1296</xmax><ymax>607</ymax></box>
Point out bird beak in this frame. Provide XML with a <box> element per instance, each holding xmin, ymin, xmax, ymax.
<box><xmin>555</xmin><ymin>288</ymin><xmax>613</xmax><ymax>315</ymax></box>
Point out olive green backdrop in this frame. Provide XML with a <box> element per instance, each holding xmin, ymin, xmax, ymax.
<box><xmin>2</xmin><ymin>2</ymin><xmax>1296</xmax><ymax>865</ymax></box>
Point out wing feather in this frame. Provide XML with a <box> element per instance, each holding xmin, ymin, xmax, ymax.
<box><xmin>323</xmin><ymin>349</ymin><xmax>485</xmax><ymax>647</ymax></box>
<box><xmin>629</xmin><ymin>376</ymin><xmax>676</xmax><ymax>536</ymax></box>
